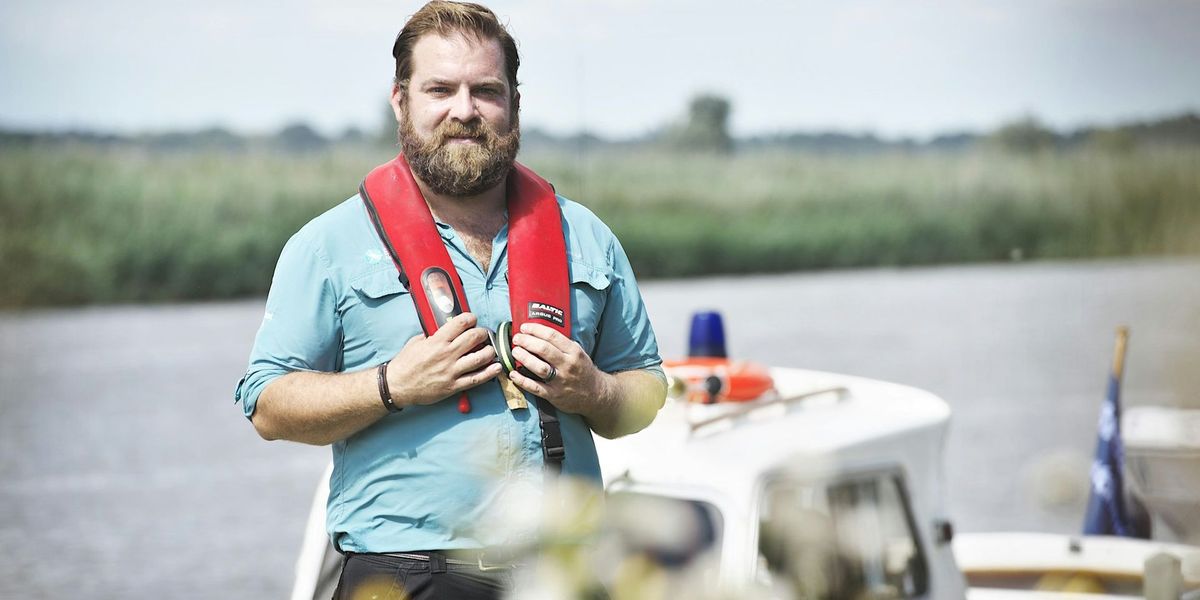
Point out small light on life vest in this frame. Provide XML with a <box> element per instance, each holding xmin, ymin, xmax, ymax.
<box><xmin>688</xmin><ymin>311</ymin><xmax>727</xmax><ymax>358</ymax></box>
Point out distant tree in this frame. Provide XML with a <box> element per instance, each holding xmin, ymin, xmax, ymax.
<box><xmin>1085</xmin><ymin>128</ymin><xmax>1136</xmax><ymax>154</ymax></box>
<box><xmin>1123</xmin><ymin>112</ymin><xmax>1200</xmax><ymax>147</ymax></box>
<box><xmin>274</xmin><ymin>122</ymin><xmax>328</xmax><ymax>152</ymax></box>
<box><xmin>927</xmin><ymin>132</ymin><xmax>978</xmax><ymax>153</ymax></box>
<box><xmin>988</xmin><ymin>116</ymin><xmax>1058</xmax><ymax>154</ymax></box>
<box><xmin>340</xmin><ymin>126</ymin><xmax>366</xmax><ymax>145</ymax></box>
<box><xmin>140</xmin><ymin>126</ymin><xmax>244</xmax><ymax>152</ymax></box>
<box><xmin>663</xmin><ymin>93</ymin><xmax>734</xmax><ymax>154</ymax></box>
<box><xmin>193</xmin><ymin>126</ymin><xmax>244</xmax><ymax>150</ymax></box>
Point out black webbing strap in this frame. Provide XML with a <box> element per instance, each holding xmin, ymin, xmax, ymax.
<box><xmin>535</xmin><ymin>397</ymin><xmax>565</xmax><ymax>474</ymax></box>
<box><xmin>495</xmin><ymin>321</ymin><xmax>565</xmax><ymax>474</ymax></box>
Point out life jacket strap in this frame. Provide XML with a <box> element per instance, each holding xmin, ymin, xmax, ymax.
<box><xmin>538</xmin><ymin>401</ymin><xmax>565</xmax><ymax>473</ymax></box>
<box><xmin>493</xmin><ymin>321</ymin><xmax>564</xmax><ymax>473</ymax></box>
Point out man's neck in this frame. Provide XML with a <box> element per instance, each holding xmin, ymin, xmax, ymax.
<box><xmin>417</xmin><ymin>177</ymin><xmax>508</xmax><ymax>233</ymax></box>
<box><xmin>416</xmin><ymin>176</ymin><xmax>508</xmax><ymax>269</ymax></box>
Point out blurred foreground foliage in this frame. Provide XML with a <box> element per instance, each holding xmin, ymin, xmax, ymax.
<box><xmin>1</xmin><ymin>142</ymin><xmax>1199</xmax><ymax>308</ymax></box>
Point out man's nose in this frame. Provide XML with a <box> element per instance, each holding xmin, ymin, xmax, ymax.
<box><xmin>448</xmin><ymin>88</ymin><xmax>477</xmax><ymax>122</ymax></box>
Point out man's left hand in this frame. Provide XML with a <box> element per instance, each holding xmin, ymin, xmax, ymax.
<box><xmin>508</xmin><ymin>322</ymin><xmax>613</xmax><ymax>415</ymax></box>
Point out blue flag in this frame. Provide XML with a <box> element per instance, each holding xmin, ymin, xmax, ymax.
<box><xmin>1082</xmin><ymin>329</ymin><xmax>1149</xmax><ymax>537</ymax></box>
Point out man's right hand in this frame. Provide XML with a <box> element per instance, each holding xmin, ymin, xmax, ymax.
<box><xmin>386</xmin><ymin>312</ymin><xmax>501</xmax><ymax>407</ymax></box>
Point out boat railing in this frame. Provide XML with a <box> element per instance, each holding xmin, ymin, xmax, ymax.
<box><xmin>687</xmin><ymin>385</ymin><xmax>848</xmax><ymax>433</ymax></box>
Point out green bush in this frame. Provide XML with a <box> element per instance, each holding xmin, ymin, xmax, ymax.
<box><xmin>1</xmin><ymin>144</ymin><xmax>1197</xmax><ymax>308</ymax></box>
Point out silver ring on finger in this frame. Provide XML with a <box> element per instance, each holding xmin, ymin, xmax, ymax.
<box><xmin>545</xmin><ymin>365</ymin><xmax>557</xmax><ymax>382</ymax></box>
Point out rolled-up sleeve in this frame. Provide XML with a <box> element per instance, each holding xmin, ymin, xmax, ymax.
<box><xmin>592</xmin><ymin>236</ymin><xmax>662</xmax><ymax>380</ymax></box>
<box><xmin>234</xmin><ymin>228</ymin><xmax>342</xmax><ymax>419</ymax></box>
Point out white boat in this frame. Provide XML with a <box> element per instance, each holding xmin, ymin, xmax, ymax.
<box><xmin>949</xmin><ymin>404</ymin><xmax>1200</xmax><ymax>600</ymax></box>
<box><xmin>289</xmin><ymin>355</ymin><xmax>1200</xmax><ymax>599</ymax></box>
<box><xmin>593</xmin><ymin>366</ymin><xmax>964</xmax><ymax>598</ymax></box>
<box><xmin>953</xmin><ymin>532</ymin><xmax>1200</xmax><ymax>599</ymax></box>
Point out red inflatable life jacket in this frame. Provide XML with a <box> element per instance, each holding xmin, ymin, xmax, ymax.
<box><xmin>359</xmin><ymin>154</ymin><xmax>569</xmax><ymax>470</ymax></box>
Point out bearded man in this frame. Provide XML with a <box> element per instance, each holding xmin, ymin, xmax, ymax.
<box><xmin>234</xmin><ymin>2</ymin><xmax>666</xmax><ymax>598</ymax></box>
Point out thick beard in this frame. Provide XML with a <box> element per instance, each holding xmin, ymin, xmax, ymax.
<box><xmin>399</xmin><ymin>106</ymin><xmax>521</xmax><ymax>197</ymax></box>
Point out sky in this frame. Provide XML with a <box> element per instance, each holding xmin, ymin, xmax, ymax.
<box><xmin>1</xmin><ymin>0</ymin><xmax>1198</xmax><ymax>140</ymax></box>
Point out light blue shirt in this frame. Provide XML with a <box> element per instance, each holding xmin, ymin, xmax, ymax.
<box><xmin>235</xmin><ymin>193</ymin><xmax>662</xmax><ymax>553</ymax></box>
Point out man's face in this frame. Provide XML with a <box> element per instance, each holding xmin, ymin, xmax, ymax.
<box><xmin>393</xmin><ymin>32</ymin><xmax>520</xmax><ymax>197</ymax></box>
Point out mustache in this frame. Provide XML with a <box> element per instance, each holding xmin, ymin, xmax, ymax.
<box><xmin>433</xmin><ymin>119</ymin><xmax>494</xmax><ymax>144</ymax></box>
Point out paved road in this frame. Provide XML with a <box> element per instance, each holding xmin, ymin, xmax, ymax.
<box><xmin>2</xmin><ymin>258</ymin><xmax>1197</xmax><ymax>599</ymax></box>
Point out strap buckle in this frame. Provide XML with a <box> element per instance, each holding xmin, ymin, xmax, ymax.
<box><xmin>544</xmin><ymin>444</ymin><xmax>566</xmax><ymax>461</ymax></box>
<box><xmin>540</xmin><ymin>417</ymin><xmax>564</xmax><ymax>452</ymax></box>
<box><xmin>476</xmin><ymin>551</ymin><xmax>512</xmax><ymax>572</ymax></box>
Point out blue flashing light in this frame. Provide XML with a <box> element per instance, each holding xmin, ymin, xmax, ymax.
<box><xmin>688</xmin><ymin>311</ymin><xmax>727</xmax><ymax>358</ymax></box>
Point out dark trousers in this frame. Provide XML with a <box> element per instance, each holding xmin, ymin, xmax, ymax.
<box><xmin>332</xmin><ymin>552</ymin><xmax>511</xmax><ymax>600</ymax></box>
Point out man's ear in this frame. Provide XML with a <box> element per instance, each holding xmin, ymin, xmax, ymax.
<box><xmin>389</xmin><ymin>83</ymin><xmax>404</xmax><ymax>122</ymax></box>
<box><xmin>513</xmin><ymin>90</ymin><xmax>521</xmax><ymax>115</ymax></box>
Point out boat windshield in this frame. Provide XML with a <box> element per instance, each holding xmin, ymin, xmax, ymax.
<box><xmin>758</xmin><ymin>471</ymin><xmax>930</xmax><ymax>599</ymax></box>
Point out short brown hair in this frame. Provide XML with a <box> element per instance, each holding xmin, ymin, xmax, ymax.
<box><xmin>392</xmin><ymin>1</ymin><xmax>520</xmax><ymax>96</ymax></box>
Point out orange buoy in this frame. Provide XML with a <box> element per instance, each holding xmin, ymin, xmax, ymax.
<box><xmin>664</xmin><ymin>357</ymin><xmax>774</xmax><ymax>404</ymax></box>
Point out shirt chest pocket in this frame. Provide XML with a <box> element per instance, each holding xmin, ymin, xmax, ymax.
<box><xmin>345</xmin><ymin>268</ymin><xmax>422</xmax><ymax>361</ymax></box>
<box><xmin>569</xmin><ymin>261</ymin><xmax>612</xmax><ymax>356</ymax></box>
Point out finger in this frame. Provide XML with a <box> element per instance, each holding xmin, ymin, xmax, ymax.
<box><xmin>508</xmin><ymin>368</ymin><xmax>550</xmax><ymax>398</ymax></box>
<box><xmin>447</xmin><ymin>326</ymin><xmax>492</xmax><ymax>356</ymax></box>
<box><xmin>511</xmin><ymin>346</ymin><xmax>556</xmax><ymax>381</ymax></box>
<box><xmin>455</xmin><ymin>343</ymin><xmax>496</xmax><ymax>374</ymax></box>
<box><xmin>430</xmin><ymin>312</ymin><xmax>476</xmax><ymax>343</ymax></box>
<box><xmin>453</xmin><ymin>362</ymin><xmax>502</xmax><ymax>391</ymax></box>
<box><xmin>519</xmin><ymin>322</ymin><xmax>576</xmax><ymax>354</ymax></box>
<box><xmin>511</xmin><ymin>332</ymin><xmax>567</xmax><ymax>363</ymax></box>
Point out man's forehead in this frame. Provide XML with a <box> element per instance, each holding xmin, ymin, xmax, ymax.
<box><xmin>409</xmin><ymin>31</ymin><xmax>507</xmax><ymax>83</ymax></box>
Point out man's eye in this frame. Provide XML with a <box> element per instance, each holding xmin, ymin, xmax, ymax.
<box><xmin>429</xmin><ymin>87</ymin><xmax>451</xmax><ymax>95</ymax></box>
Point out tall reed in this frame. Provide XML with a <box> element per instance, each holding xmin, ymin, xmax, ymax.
<box><xmin>2</xmin><ymin>144</ymin><xmax>1197</xmax><ymax>307</ymax></box>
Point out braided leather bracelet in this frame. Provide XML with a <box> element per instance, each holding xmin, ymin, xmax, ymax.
<box><xmin>377</xmin><ymin>362</ymin><xmax>401</xmax><ymax>413</ymax></box>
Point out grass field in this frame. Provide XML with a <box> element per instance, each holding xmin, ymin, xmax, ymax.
<box><xmin>1</xmin><ymin>143</ymin><xmax>1197</xmax><ymax>307</ymax></box>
